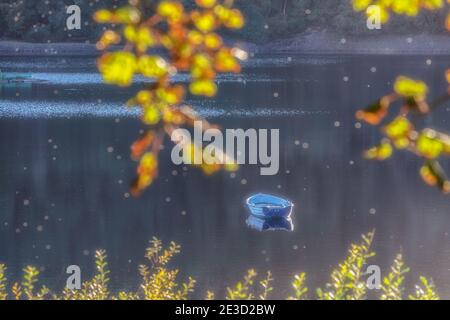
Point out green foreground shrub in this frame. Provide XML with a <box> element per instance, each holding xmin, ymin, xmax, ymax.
<box><xmin>0</xmin><ymin>232</ymin><xmax>440</xmax><ymax>300</ymax></box>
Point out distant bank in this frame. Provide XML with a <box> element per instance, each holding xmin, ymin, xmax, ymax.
<box><xmin>258</xmin><ymin>31</ymin><xmax>450</xmax><ymax>55</ymax></box>
<box><xmin>2</xmin><ymin>31</ymin><xmax>450</xmax><ymax>56</ymax></box>
<box><xmin>0</xmin><ymin>41</ymin><xmax>101</xmax><ymax>57</ymax></box>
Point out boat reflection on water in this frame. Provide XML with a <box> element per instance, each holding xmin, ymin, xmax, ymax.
<box><xmin>245</xmin><ymin>193</ymin><xmax>294</xmax><ymax>231</ymax></box>
<box><xmin>246</xmin><ymin>215</ymin><xmax>294</xmax><ymax>232</ymax></box>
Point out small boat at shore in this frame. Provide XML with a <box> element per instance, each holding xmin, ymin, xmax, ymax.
<box><xmin>245</xmin><ymin>193</ymin><xmax>294</xmax><ymax>231</ymax></box>
<box><xmin>246</xmin><ymin>193</ymin><xmax>293</xmax><ymax>219</ymax></box>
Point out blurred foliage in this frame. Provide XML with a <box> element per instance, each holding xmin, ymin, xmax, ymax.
<box><xmin>226</xmin><ymin>269</ymin><xmax>258</xmax><ymax>300</ymax></box>
<box><xmin>354</xmin><ymin>1</ymin><xmax>450</xmax><ymax>193</ymax></box>
<box><xmin>409</xmin><ymin>276</ymin><xmax>440</xmax><ymax>300</ymax></box>
<box><xmin>380</xmin><ymin>253</ymin><xmax>410</xmax><ymax>300</ymax></box>
<box><xmin>317</xmin><ymin>231</ymin><xmax>375</xmax><ymax>300</ymax></box>
<box><xmin>287</xmin><ymin>273</ymin><xmax>308</xmax><ymax>300</ymax></box>
<box><xmin>138</xmin><ymin>238</ymin><xmax>195</xmax><ymax>300</ymax></box>
<box><xmin>94</xmin><ymin>0</ymin><xmax>244</xmax><ymax>195</ymax></box>
<box><xmin>0</xmin><ymin>232</ymin><xmax>439</xmax><ymax>300</ymax></box>
<box><xmin>61</xmin><ymin>250</ymin><xmax>110</xmax><ymax>300</ymax></box>
<box><xmin>0</xmin><ymin>264</ymin><xmax>7</xmax><ymax>300</ymax></box>
<box><xmin>259</xmin><ymin>271</ymin><xmax>274</xmax><ymax>300</ymax></box>
<box><xmin>1</xmin><ymin>1</ymin><xmax>449</xmax><ymax>43</ymax></box>
<box><xmin>353</xmin><ymin>0</ymin><xmax>447</xmax><ymax>25</ymax></box>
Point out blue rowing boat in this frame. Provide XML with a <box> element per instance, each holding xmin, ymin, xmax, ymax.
<box><xmin>246</xmin><ymin>193</ymin><xmax>293</xmax><ymax>219</ymax></box>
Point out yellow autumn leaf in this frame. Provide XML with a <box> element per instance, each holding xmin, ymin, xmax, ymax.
<box><xmin>379</xmin><ymin>0</ymin><xmax>393</xmax><ymax>5</ymax></box>
<box><xmin>394</xmin><ymin>76</ymin><xmax>428</xmax><ymax>99</ymax></box>
<box><xmin>123</xmin><ymin>25</ymin><xmax>137</xmax><ymax>42</ymax></box>
<box><xmin>353</xmin><ymin>0</ymin><xmax>442</xmax><ymax>22</ymax></box>
<box><xmin>188</xmin><ymin>30</ymin><xmax>204</xmax><ymax>45</ymax></box>
<box><xmin>214</xmin><ymin>49</ymin><xmax>240</xmax><ymax>73</ymax></box>
<box><xmin>384</xmin><ymin>116</ymin><xmax>413</xmax><ymax>149</ymax></box>
<box><xmin>98</xmin><ymin>51</ymin><xmax>136</xmax><ymax>87</ymax></box>
<box><xmin>156</xmin><ymin>86</ymin><xmax>185</xmax><ymax>105</ymax></box>
<box><xmin>163</xmin><ymin>109</ymin><xmax>185</xmax><ymax>125</ymax></box>
<box><xmin>115</xmin><ymin>6</ymin><xmax>141</xmax><ymax>24</ymax></box>
<box><xmin>193</xmin><ymin>53</ymin><xmax>212</xmax><ymax>69</ymax></box>
<box><xmin>204</xmin><ymin>33</ymin><xmax>222</xmax><ymax>49</ymax></box>
<box><xmin>416</xmin><ymin>130</ymin><xmax>444</xmax><ymax>159</ymax></box>
<box><xmin>364</xmin><ymin>141</ymin><xmax>393</xmax><ymax>160</ymax></box>
<box><xmin>385</xmin><ymin>116</ymin><xmax>412</xmax><ymax>139</ymax></box>
<box><xmin>394</xmin><ymin>137</ymin><xmax>410</xmax><ymax>149</ymax></box>
<box><xmin>140</xmin><ymin>152</ymin><xmax>158</xmax><ymax>170</ymax></box>
<box><xmin>94</xmin><ymin>9</ymin><xmax>113</xmax><ymax>23</ymax></box>
<box><xmin>223</xmin><ymin>9</ymin><xmax>245</xmax><ymax>29</ymax></box>
<box><xmin>138</xmin><ymin>55</ymin><xmax>168</xmax><ymax>78</ymax></box>
<box><xmin>196</xmin><ymin>0</ymin><xmax>217</xmax><ymax>8</ymax></box>
<box><xmin>124</xmin><ymin>26</ymin><xmax>156</xmax><ymax>52</ymax></box>
<box><xmin>136</xmin><ymin>174</ymin><xmax>154</xmax><ymax>190</ymax></box>
<box><xmin>157</xmin><ymin>1</ymin><xmax>184</xmax><ymax>23</ymax></box>
<box><xmin>192</xmin><ymin>11</ymin><xmax>217</xmax><ymax>33</ymax></box>
<box><xmin>189</xmin><ymin>79</ymin><xmax>217</xmax><ymax>97</ymax></box>
<box><xmin>96</xmin><ymin>30</ymin><xmax>121</xmax><ymax>50</ymax></box>
<box><xmin>421</xmin><ymin>0</ymin><xmax>443</xmax><ymax>10</ymax></box>
<box><xmin>142</xmin><ymin>106</ymin><xmax>161</xmax><ymax>125</ymax></box>
<box><xmin>191</xmin><ymin>53</ymin><xmax>214</xmax><ymax>79</ymax></box>
<box><xmin>136</xmin><ymin>90</ymin><xmax>153</xmax><ymax>105</ymax></box>
<box><xmin>352</xmin><ymin>0</ymin><xmax>373</xmax><ymax>11</ymax></box>
<box><xmin>213</xmin><ymin>5</ymin><xmax>231</xmax><ymax>21</ymax></box>
<box><xmin>133</xmin><ymin>152</ymin><xmax>158</xmax><ymax>194</ymax></box>
<box><xmin>391</xmin><ymin>0</ymin><xmax>420</xmax><ymax>16</ymax></box>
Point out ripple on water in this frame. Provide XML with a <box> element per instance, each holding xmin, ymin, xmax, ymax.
<box><xmin>19</xmin><ymin>72</ymin><xmax>286</xmax><ymax>85</ymax></box>
<box><xmin>0</xmin><ymin>100</ymin><xmax>330</xmax><ymax>119</ymax></box>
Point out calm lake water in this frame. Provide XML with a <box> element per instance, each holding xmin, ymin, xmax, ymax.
<box><xmin>1</xmin><ymin>54</ymin><xmax>450</xmax><ymax>298</ymax></box>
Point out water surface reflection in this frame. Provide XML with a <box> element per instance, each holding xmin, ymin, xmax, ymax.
<box><xmin>1</xmin><ymin>55</ymin><xmax>450</xmax><ymax>298</ymax></box>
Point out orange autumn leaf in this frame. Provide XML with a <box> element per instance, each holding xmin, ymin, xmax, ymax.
<box><xmin>420</xmin><ymin>161</ymin><xmax>450</xmax><ymax>193</ymax></box>
<box><xmin>446</xmin><ymin>69</ymin><xmax>450</xmax><ymax>84</ymax></box>
<box><xmin>356</xmin><ymin>99</ymin><xmax>390</xmax><ymax>125</ymax></box>
<box><xmin>96</xmin><ymin>30</ymin><xmax>121</xmax><ymax>50</ymax></box>
<box><xmin>214</xmin><ymin>48</ymin><xmax>241</xmax><ymax>73</ymax></box>
<box><xmin>131</xmin><ymin>132</ymin><xmax>155</xmax><ymax>160</ymax></box>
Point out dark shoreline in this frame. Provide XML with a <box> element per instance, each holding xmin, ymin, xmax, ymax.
<box><xmin>2</xmin><ymin>31</ymin><xmax>450</xmax><ymax>57</ymax></box>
